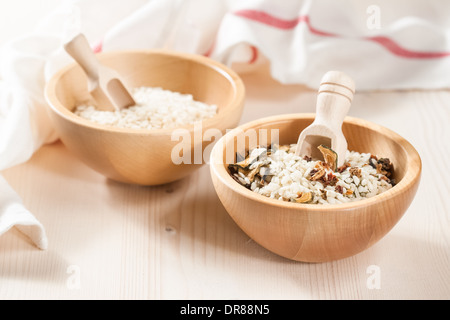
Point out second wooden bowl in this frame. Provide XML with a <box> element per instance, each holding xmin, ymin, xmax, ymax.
<box><xmin>210</xmin><ymin>114</ymin><xmax>421</xmax><ymax>262</ymax></box>
<box><xmin>45</xmin><ymin>50</ymin><xmax>245</xmax><ymax>185</ymax></box>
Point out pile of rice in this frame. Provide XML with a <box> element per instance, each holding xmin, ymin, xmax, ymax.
<box><xmin>74</xmin><ymin>87</ymin><xmax>217</xmax><ymax>129</ymax></box>
<box><xmin>229</xmin><ymin>144</ymin><xmax>394</xmax><ymax>205</ymax></box>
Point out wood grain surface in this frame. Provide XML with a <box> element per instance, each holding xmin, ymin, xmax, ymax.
<box><xmin>1</xmin><ymin>64</ymin><xmax>449</xmax><ymax>300</ymax></box>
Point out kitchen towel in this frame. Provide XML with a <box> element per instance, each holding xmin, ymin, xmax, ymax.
<box><xmin>1</xmin><ymin>0</ymin><xmax>450</xmax><ymax>249</ymax></box>
<box><xmin>0</xmin><ymin>176</ymin><xmax>47</xmax><ymax>249</ymax></box>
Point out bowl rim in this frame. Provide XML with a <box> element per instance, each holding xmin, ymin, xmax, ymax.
<box><xmin>44</xmin><ymin>49</ymin><xmax>245</xmax><ymax>136</ymax></box>
<box><xmin>210</xmin><ymin>113</ymin><xmax>422</xmax><ymax>211</ymax></box>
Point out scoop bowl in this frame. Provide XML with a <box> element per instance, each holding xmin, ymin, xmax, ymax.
<box><xmin>45</xmin><ymin>50</ymin><xmax>245</xmax><ymax>185</ymax></box>
<box><xmin>210</xmin><ymin>114</ymin><xmax>421</xmax><ymax>262</ymax></box>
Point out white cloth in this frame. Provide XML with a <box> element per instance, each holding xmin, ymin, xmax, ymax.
<box><xmin>0</xmin><ymin>176</ymin><xmax>47</xmax><ymax>249</ymax></box>
<box><xmin>1</xmin><ymin>0</ymin><xmax>450</xmax><ymax>249</ymax></box>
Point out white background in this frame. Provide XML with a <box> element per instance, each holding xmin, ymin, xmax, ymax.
<box><xmin>0</xmin><ymin>0</ymin><xmax>60</xmax><ymax>46</ymax></box>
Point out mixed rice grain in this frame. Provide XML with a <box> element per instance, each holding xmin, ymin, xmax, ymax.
<box><xmin>228</xmin><ymin>144</ymin><xmax>394</xmax><ymax>205</ymax></box>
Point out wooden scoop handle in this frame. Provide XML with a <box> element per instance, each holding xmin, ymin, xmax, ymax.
<box><xmin>64</xmin><ymin>34</ymin><xmax>100</xmax><ymax>91</ymax></box>
<box><xmin>313</xmin><ymin>71</ymin><xmax>355</xmax><ymax>132</ymax></box>
<box><xmin>295</xmin><ymin>71</ymin><xmax>355</xmax><ymax>166</ymax></box>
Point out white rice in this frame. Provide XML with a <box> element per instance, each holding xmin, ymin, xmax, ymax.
<box><xmin>232</xmin><ymin>144</ymin><xmax>394</xmax><ymax>205</ymax></box>
<box><xmin>74</xmin><ymin>87</ymin><xmax>217</xmax><ymax>129</ymax></box>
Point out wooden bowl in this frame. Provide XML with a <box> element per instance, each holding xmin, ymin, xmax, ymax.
<box><xmin>210</xmin><ymin>114</ymin><xmax>421</xmax><ymax>262</ymax></box>
<box><xmin>45</xmin><ymin>50</ymin><xmax>245</xmax><ymax>185</ymax></box>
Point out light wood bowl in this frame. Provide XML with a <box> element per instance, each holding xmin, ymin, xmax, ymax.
<box><xmin>210</xmin><ymin>114</ymin><xmax>421</xmax><ymax>262</ymax></box>
<box><xmin>45</xmin><ymin>50</ymin><xmax>245</xmax><ymax>185</ymax></box>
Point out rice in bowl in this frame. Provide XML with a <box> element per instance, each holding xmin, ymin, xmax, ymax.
<box><xmin>228</xmin><ymin>144</ymin><xmax>394</xmax><ymax>205</ymax></box>
<box><xmin>74</xmin><ymin>86</ymin><xmax>217</xmax><ymax>130</ymax></box>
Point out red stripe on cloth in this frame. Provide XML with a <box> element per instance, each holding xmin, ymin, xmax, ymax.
<box><xmin>302</xmin><ymin>15</ymin><xmax>337</xmax><ymax>37</ymax></box>
<box><xmin>203</xmin><ymin>42</ymin><xmax>214</xmax><ymax>57</ymax></box>
<box><xmin>92</xmin><ymin>41</ymin><xmax>103</xmax><ymax>53</ymax></box>
<box><xmin>234</xmin><ymin>9</ymin><xmax>302</xmax><ymax>29</ymax></box>
<box><xmin>366</xmin><ymin>36</ymin><xmax>450</xmax><ymax>59</ymax></box>
<box><xmin>249</xmin><ymin>45</ymin><xmax>258</xmax><ymax>64</ymax></box>
<box><xmin>233</xmin><ymin>9</ymin><xmax>450</xmax><ymax>60</ymax></box>
<box><xmin>234</xmin><ymin>9</ymin><xmax>337</xmax><ymax>37</ymax></box>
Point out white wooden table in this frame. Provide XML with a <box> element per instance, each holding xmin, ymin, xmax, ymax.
<box><xmin>1</xmin><ymin>63</ymin><xmax>449</xmax><ymax>300</ymax></box>
<box><xmin>0</xmin><ymin>0</ymin><xmax>449</xmax><ymax>301</ymax></box>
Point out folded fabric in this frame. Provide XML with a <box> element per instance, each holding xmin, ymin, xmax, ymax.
<box><xmin>101</xmin><ymin>0</ymin><xmax>450</xmax><ymax>90</ymax></box>
<box><xmin>1</xmin><ymin>0</ymin><xmax>450</xmax><ymax>249</ymax></box>
<box><xmin>0</xmin><ymin>33</ymin><xmax>60</xmax><ymax>250</ymax></box>
<box><xmin>0</xmin><ymin>175</ymin><xmax>47</xmax><ymax>249</ymax></box>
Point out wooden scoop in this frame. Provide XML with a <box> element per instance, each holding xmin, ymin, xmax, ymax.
<box><xmin>64</xmin><ymin>33</ymin><xmax>135</xmax><ymax>111</ymax></box>
<box><xmin>295</xmin><ymin>71</ymin><xmax>355</xmax><ymax>167</ymax></box>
